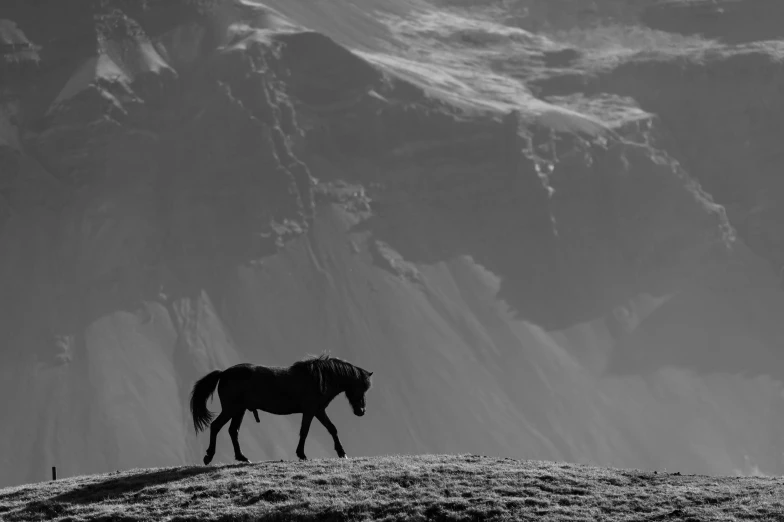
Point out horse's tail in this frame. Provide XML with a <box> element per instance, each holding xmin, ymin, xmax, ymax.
<box><xmin>190</xmin><ymin>370</ymin><xmax>222</xmax><ymax>433</ymax></box>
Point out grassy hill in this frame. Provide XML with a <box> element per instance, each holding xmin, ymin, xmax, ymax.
<box><xmin>1</xmin><ymin>455</ymin><xmax>782</xmax><ymax>521</ymax></box>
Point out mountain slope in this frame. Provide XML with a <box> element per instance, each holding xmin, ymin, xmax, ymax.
<box><xmin>1</xmin><ymin>0</ymin><xmax>784</xmax><ymax>488</ymax></box>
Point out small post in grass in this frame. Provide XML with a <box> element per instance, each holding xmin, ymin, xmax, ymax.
<box><xmin>52</xmin><ymin>466</ymin><xmax>57</xmax><ymax>481</ymax></box>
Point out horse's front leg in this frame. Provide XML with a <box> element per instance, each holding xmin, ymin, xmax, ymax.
<box><xmin>315</xmin><ymin>409</ymin><xmax>347</xmax><ymax>458</ymax></box>
<box><xmin>296</xmin><ymin>412</ymin><xmax>314</xmax><ymax>461</ymax></box>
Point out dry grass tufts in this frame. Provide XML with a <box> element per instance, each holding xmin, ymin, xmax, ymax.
<box><xmin>2</xmin><ymin>455</ymin><xmax>783</xmax><ymax>521</ymax></box>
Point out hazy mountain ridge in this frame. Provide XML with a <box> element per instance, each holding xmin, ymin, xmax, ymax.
<box><xmin>1</xmin><ymin>0</ymin><xmax>784</xmax><ymax>487</ymax></box>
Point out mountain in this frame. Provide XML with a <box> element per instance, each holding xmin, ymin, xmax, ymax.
<box><xmin>1</xmin><ymin>0</ymin><xmax>783</xmax><ymax>487</ymax></box>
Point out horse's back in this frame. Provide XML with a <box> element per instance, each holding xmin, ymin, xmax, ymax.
<box><xmin>221</xmin><ymin>362</ymin><xmax>286</xmax><ymax>381</ymax></box>
<box><xmin>218</xmin><ymin>362</ymin><xmax>311</xmax><ymax>415</ymax></box>
<box><xmin>222</xmin><ymin>363</ymin><xmax>255</xmax><ymax>378</ymax></box>
<box><xmin>220</xmin><ymin>363</ymin><xmax>295</xmax><ymax>391</ymax></box>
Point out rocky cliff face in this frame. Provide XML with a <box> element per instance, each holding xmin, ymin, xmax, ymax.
<box><xmin>536</xmin><ymin>39</ymin><xmax>784</xmax><ymax>380</ymax></box>
<box><xmin>1</xmin><ymin>0</ymin><xmax>783</xmax><ymax>487</ymax></box>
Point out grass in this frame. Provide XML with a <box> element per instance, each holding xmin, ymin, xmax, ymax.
<box><xmin>1</xmin><ymin>455</ymin><xmax>783</xmax><ymax>521</ymax></box>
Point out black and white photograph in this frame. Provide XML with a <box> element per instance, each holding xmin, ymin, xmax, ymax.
<box><xmin>1</xmin><ymin>0</ymin><xmax>784</xmax><ymax>520</ymax></box>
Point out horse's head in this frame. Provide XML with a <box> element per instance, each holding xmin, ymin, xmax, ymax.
<box><xmin>345</xmin><ymin>368</ymin><xmax>373</xmax><ymax>417</ymax></box>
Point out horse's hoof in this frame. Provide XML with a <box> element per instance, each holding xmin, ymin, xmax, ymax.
<box><xmin>297</xmin><ymin>455</ymin><xmax>307</xmax><ymax>461</ymax></box>
<box><xmin>235</xmin><ymin>455</ymin><xmax>250</xmax><ymax>463</ymax></box>
<box><xmin>203</xmin><ymin>455</ymin><xmax>213</xmax><ymax>466</ymax></box>
<box><xmin>337</xmin><ymin>452</ymin><xmax>347</xmax><ymax>459</ymax></box>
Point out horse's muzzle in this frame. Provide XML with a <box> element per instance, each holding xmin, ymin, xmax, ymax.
<box><xmin>354</xmin><ymin>407</ymin><xmax>365</xmax><ymax>417</ymax></box>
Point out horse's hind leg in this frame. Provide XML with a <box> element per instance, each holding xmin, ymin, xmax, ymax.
<box><xmin>229</xmin><ymin>411</ymin><xmax>249</xmax><ymax>463</ymax></box>
<box><xmin>203</xmin><ymin>410</ymin><xmax>231</xmax><ymax>465</ymax></box>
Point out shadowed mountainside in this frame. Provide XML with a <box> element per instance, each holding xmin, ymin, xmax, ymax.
<box><xmin>535</xmin><ymin>40</ymin><xmax>784</xmax><ymax>379</ymax></box>
<box><xmin>1</xmin><ymin>0</ymin><xmax>784</xmax><ymax>487</ymax></box>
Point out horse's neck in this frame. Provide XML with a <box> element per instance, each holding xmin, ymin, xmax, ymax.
<box><xmin>323</xmin><ymin>372</ymin><xmax>351</xmax><ymax>395</ymax></box>
<box><xmin>325</xmin><ymin>378</ymin><xmax>346</xmax><ymax>395</ymax></box>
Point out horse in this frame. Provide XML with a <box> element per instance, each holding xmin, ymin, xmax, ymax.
<box><xmin>189</xmin><ymin>354</ymin><xmax>373</xmax><ymax>465</ymax></box>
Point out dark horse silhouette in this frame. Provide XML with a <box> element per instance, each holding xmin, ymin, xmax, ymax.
<box><xmin>189</xmin><ymin>354</ymin><xmax>373</xmax><ymax>464</ymax></box>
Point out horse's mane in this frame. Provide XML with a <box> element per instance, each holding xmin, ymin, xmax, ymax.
<box><xmin>292</xmin><ymin>354</ymin><xmax>370</xmax><ymax>394</ymax></box>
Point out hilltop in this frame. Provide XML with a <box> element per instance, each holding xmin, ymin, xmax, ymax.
<box><xmin>2</xmin><ymin>455</ymin><xmax>783</xmax><ymax>521</ymax></box>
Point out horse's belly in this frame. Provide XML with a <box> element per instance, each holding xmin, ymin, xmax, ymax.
<box><xmin>252</xmin><ymin>397</ymin><xmax>300</xmax><ymax>416</ymax></box>
<box><xmin>258</xmin><ymin>405</ymin><xmax>299</xmax><ymax>416</ymax></box>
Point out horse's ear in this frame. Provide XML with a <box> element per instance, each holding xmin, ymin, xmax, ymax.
<box><xmin>368</xmin><ymin>371</ymin><xmax>373</xmax><ymax>377</ymax></box>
